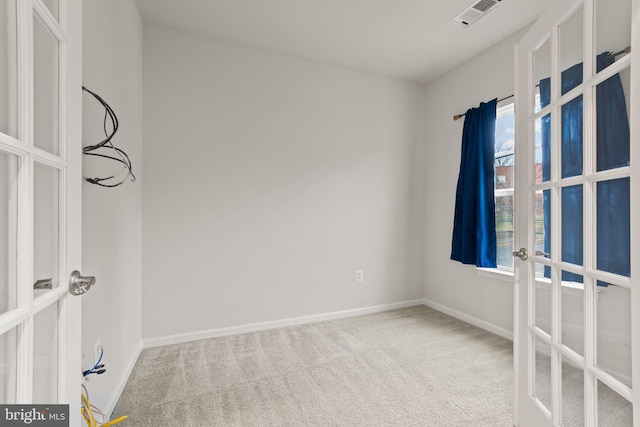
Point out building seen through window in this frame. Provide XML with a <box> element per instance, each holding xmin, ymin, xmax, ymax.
<box><xmin>494</xmin><ymin>102</ymin><xmax>544</xmax><ymax>270</ymax></box>
<box><xmin>494</xmin><ymin>103</ymin><xmax>515</xmax><ymax>269</ymax></box>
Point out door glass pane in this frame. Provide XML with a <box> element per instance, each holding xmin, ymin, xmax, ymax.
<box><xmin>535</xmin><ymin>190</ymin><xmax>550</xmax><ymax>268</ymax></box>
<box><xmin>0</xmin><ymin>328</ymin><xmax>17</xmax><ymax>403</ymax></box>
<box><xmin>596</xmin><ymin>67</ymin><xmax>630</xmax><ymax>172</ymax></box>
<box><xmin>597</xmin><ymin>284</ymin><xmax>632</xmax><ymax>388</ymax></box>
<box><xmin>534</xmin><ymin>38</ymin><xmax>551</xmax><ymax>113</ymax></box>
<box><xmin>0</xmin><ymin>151</ymin><xmax>18</xmax><ymax>314</ymax></box>
<box><xmin>535</xmin><ymin>114</ymin><xmax>550</xmax><ymax>184</ymax></box>
<box><xmin>561</xmin><ymin>276</ymin><xmax>584</xmax><ymax>356</ymax></box>
<box><xmin>34</xmin><ymin>163</ymin><xmax>59</xmax><ymax>295</ymax></box>
<box><xmin>560</xmin><ymin>5</ymin><xmax>583</xmax><ymax>89</ymax></box>
<box><xmin>597</xmin><ymin>178</ymin><xmax>630</xmax><ymax>277</ymax></box>
<box><xmin>33</xmin><ymin>14</ymin><xmax>59</xmax><ymax>155</ymax></box>
<box><xmin>561</xmin><ymin>355</ymin><xmax>584</xmax><ymax>427</ymax></box>
<box><xmin>41</xmin><ymin>0</ymin><xmax>59</xmax><ymax>21</ymax></box>
<box><xmin>534</xmin><ymin>336</ymin><xmax>552</xmax><ymax>412</ymax></box>
<box><xmin>598</xmin><ymin>380</ymin><xmax>633</xmax><ymax>426</ymax></box>
<box><xmin>33</xmin><ymin>302</ymin><xmax>59</xmax><ymax>403</ymax></box>
<box><xmin>596</xmin><ymin>0</ymin><xmax>631</xmax><ymax>72</ymax></box>
<box><xmin>535</xmin><ymin>263</ymin><xmax>551</xmax><ymax>336</ymax></box>
<box><xmin>495</xmin><ymin>195</ymin><xmax>514</xmax><ymax>269</ymax></box>
<box><xmin>0</xmin><ymin>0</ymin><xmax>18</xmax><ymax>138</ymax></box>
<box><xmin>561</xmin><ymin>185</ymin><xmax>583</xmax><ymax>268</ymax></box>
<box><xmin>561</xmin><ymin>96</ymin><xmax>583</xmax><ymax>178</ymax></box>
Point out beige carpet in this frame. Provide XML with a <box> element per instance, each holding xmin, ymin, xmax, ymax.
<box><xmin>535</xmin><ymin>350</ymin><xmax>633</xmax><ymax>427</ymax></box>
<box><xmin>112</xmin><ymin>306</ymin><xmax>514</xmax><ymax>426</ymax></box>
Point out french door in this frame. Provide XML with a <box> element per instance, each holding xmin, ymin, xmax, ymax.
<box><xmin>514</xmin><ymin>0</ymin><xmax>639</xmax><ymax>425</ymax></box>
<box><xmin>0</xmin><ymin>0</ymin><xmax>82</xmax><ymax>424</ymax></box>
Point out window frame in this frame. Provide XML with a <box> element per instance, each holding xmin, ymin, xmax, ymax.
<box><xmin>493</xmin><ymin>102</ymin><xmax>515</xmax><ymax>273</ymax></box>
<box><xmin>478</xmin><ymin>98</ymin><xmax>603</xmax><ymax>296</ymax></box>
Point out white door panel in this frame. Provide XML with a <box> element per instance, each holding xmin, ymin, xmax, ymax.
<box><xmin>0</xmin><ymin>0</ymin><xmax>82</xmax><ymax>424</ymax></box>
<box><xmin>515</xmin><ymin>0</ymin><xmax>637</xmax><ymax>425</ymax></box>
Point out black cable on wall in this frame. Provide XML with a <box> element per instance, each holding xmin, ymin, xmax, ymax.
<box><xmin>82</xmin><ymin>86</ymin><xmax>136</xmax><ymax>187</ymax></box>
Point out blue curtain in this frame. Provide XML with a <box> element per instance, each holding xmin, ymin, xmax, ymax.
<box><xmin>540</xmin><ymin>53</ymin><xmax>630</xmax><ymax>283</ymax></box>
<box><xmin>595</xmin><ymin>53</ymin><xmax>631</xmax><ymax>284</ymax></box>
<box><xmin>451</xmin><ymin>99</ymin><xmax>497</xmax><ymax>268</ymax></box>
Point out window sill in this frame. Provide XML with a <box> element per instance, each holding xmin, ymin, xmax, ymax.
<box><xmin>476</xmin><ymin>267</ymin><xmax>514</xmax><ymax>282</ymax></box>
<box><xmin>477</xmin><ymin>267</ymin><xmax>597</xmax><ymax>298</ymax></box>
<box><xmin>534</xmin><ymin>276</ymin><xmax>597</xmax><ymax>298</ymax></box>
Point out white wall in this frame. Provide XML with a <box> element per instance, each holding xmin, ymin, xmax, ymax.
<box><xmin>0</xmin><ymin>1</ymin><xmax>17</xmax><ymax>138</ymax></box>
<box><xmin>82</xmin><ymin>0</ymin><xmax>143</xmax><ymax>414</ymax></box>
<box><xmin>422</xmin><ymin>29</ymin><xmax>527</xmax><ymax>337</ymax></box>
<box><xmin>423</xmin><ymin>19</ymin><xmax>635</xmax><ymax>376</ymax></box>
<box><xmin>141</xmin><ymin>24</ymin><xmax>425</xmax><ymax>341</ymax></box>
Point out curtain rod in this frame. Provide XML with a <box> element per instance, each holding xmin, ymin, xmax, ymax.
<box><xmin>613</xmin><ymin>46</ymin><xmax>631</xmax><ymax>57</ymax></box>
<box><xmin>452</xmin><ymin>45</ymin><xmax>631</xmax><ymax>121</ymax></box>
<box><xmin>452</xmin><ymin>94</ymin><xmax>514</xmax><ymax>121</ymax></box>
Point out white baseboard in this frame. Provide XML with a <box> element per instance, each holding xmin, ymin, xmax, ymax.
<box><xmin>105</xmin><ymin>340</ymin><xmax>143</xmax><ymax>417</ymax></box>
<box><xmin>421</xmin><ymin>298</ymin><xmax>513</xmax><ymax>341</ymax></box>
<box><xmin>143</xmin><ymin>299</ymin><xmax>425</xmax><ymax>349</ymax></box>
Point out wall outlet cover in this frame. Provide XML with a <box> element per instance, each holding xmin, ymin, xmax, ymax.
<box><xmin>93</xmin><ymin>338</ymin><xmax>102</xmax><ymax>365</ymax></box>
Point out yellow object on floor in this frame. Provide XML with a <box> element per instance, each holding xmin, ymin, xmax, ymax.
<box><xmin>81</xmin><ymin>392</ymin><xmax>128</xmax><ymax>427</ymax></box>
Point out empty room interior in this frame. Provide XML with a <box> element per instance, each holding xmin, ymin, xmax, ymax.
<box><xmin>1</xmin><ymin>0</ymin><xmax>638</xmax><ymax>425</ymax></box>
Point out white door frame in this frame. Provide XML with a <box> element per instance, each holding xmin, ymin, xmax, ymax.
<box><xmin>514</xmin><ymin>0</ymin><xmax>639</xmax><ymax>425</ymax></box>
<box><xmin>0</xmin><ymin>0</ymin><xmax>82</xmax><ymax>424</ymax></box>
<box><xmin>64</xmin><ymin>0</ymin><xmax>83</xmax><ymax>423</ymax></box>
<box><xmin>629</xmin><ymin>1</ymin><xmax>640</xmax><ymax>425</ymax></box>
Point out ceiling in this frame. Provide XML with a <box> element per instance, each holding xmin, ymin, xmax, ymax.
<box><xmin>135</xmin><ymin>0</ymin><xmax>551</xmax><ymax>83</ymax></box>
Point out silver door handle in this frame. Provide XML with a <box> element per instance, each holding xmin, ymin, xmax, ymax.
<box><xmin>33</xmin><ymin>278</ymin><xmax>52</xmax><ymax>290</ymax></box>
<box><xmin>513</xmin><ymin>247</ymin><xmax>528</xmax><ymax>261</ymax></box>
<box><xmin>68</xmin><ymin>271</ymin><xmax>96</xmax><ymax>296</ymax></box>
<box><xmin>535</xmin><ymin>250</ymin><xmax>550</xmax><ymax>258</ymax></box>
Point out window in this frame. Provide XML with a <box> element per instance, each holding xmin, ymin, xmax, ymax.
<box><xmin>495</xmin><ymin>103</ymin><xmax>515</xmax><ymax>269</ymax></box>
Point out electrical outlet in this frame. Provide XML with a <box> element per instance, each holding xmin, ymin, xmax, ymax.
<box><xmin>355</xmin><ymin>269</ymin><xmax>364</xmax><ymax>282</ymax></box>
<box><xmin>93</xmin><ymin>338</ymin><xmax>102</xmax><ymax>365</ymax></box>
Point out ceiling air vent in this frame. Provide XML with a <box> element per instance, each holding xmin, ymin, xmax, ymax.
<box><xmin>454</xmin><ymin>0</ymin><xmax>502</xmax><ymax>26</ymax></box>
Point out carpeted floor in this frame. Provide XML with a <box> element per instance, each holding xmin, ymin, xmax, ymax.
<box><xmin>112</xmin><ymin>306</ymin><xmax>514</xmax><ymax>426</ymax></box>
<box><xmin>534</xmin><ymin>349</ymin><xmax>633</xmax><ymax>427</ymax></box>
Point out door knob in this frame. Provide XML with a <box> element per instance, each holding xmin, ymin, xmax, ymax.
<box><xmin>33</xmin><ymin>278</ymin><xmax>53</xmax><ymax>290</ymax></box>
<box><xmin>512</xmin><ymin>247</ymin><xmax>528</xmax><ymax>261</ymax></box>
<box><xmin>535</xmin><ymin>250</ymin><xmax>550</xmax><ymax>258</ymax></box>
<box><xmin>68</xmin><ymin>271</ymin><xmax>96</xmax><ymax>296</ymax></box>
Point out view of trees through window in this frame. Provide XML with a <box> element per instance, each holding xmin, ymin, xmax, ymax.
<box><xmin>495</xmin><ymin>104</ymin><xmax>515</xmax><ymax>269</ymax></box>
<box><xmin>495</xmin><ymin>101</ymin><xmax>544</xmax><ymax>270</ymax></box>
